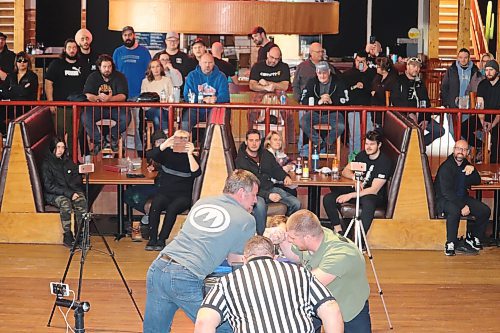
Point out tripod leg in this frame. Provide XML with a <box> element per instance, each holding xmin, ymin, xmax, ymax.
<box><xmin>91</xmin><ymin>219</ymin><xmax>144</xmax><ymax>321</ymax></box>
<box><xmin>47</xmin><ymin>218</ymin><xmax>86</xmax><ymax>327</ymax></box>
<box><xmin>358</xmin><ymin>222</ymin><xmax>393</xmax><ymax>329</ymax></box>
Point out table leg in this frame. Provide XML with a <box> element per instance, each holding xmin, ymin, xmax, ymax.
<box><xmin>308</xmin><ymin>186</ymin><xmax>321</xmax><ymax>216</ymax></box>
<box><xmin>115</xmin><ymin>184</ymin><xmax>126</xmax><ymax>241</ymax></box>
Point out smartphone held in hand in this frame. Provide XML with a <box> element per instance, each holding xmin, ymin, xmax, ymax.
<box><xmin>173</xmin><ymin>136</ymin><xmax>188</xmax><ymax>153</ymax></box>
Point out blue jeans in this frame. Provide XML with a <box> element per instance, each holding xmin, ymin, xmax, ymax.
<box><xmin>145</xmin><ymin>107</ymin><xmax>169</xmax><ymax>132</ymax></box>
<box><xmin>144</xmin><ymin>257</ymin><xmax>232</xmax><ymax>333</ymax></box>
<box><xmin>181</xmin><ymin>107</ymin><xmax>208</xmax><ymax>130</ymax></box>
<box><xmin>252</xmin><ymin>196</ymin><xmax>267</xmax><ymax>236</ymax></box>
<box><xmin>82</xmin><ymin>106</ymin><xmax>129</xmax><ymax>145</ymax></box>
<box><xmin>348</xmin><ymin>112</ymin><xmax>373</xmax><ymax>154</ymax></box>
<box><xmin>269</xmin><ymin>186</ymin><xmax>301</xmax><ymax>216</ymax></box>
<box><xmin>301</xmin><ymin>111</ymin><xmax>345</xmax><ymax>146</ymax></box>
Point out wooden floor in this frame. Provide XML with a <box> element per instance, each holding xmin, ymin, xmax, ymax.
<box><xmin>1</xmin><ymin>238</ymin><xmax>500</xmax><ymax>333</ymax></box>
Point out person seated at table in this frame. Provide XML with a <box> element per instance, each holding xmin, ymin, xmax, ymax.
<box><xmin>264</xmin><ymin>130</ymin><xmax>297</xmax><ymax>196</ymax></box>
<box><xmin>236</xmin><ymin>129</ymin><xmax>301</xmax><ymax>236</ymax></box>
<box><xmin>41</xmin><ymin>136</ymin><xmax>88</xmax><ymax>248</ymax></box>
<box><xmin>140</xmin><ymin>59</ymin><xmax>174</xmax><ymax>132</ymax></box>
<box><xmin>299</xmin><ymin>60</ymin><xmax>347</xmax><ymax>154</ymax></box>
<box><xmin>323</xmin><ymin>130</ymin><xmax>392</xmax><ymax>234</ymax></box>
<box><xmin>0</xmin><ymin>51</ymin><xmax>38</xmax><ymax>134</ymax></box>
<box><xmin>144</xmin><ymin>129</ymin><xmax>201</xmax><ymax>251</ymax></box>
<box><xmin>152</xmin><ymin>51</ymin><xmax>183</xmax><ymax>88</ymax></box>
<box><xmin>82</xmin><ymin>54</ymin><xmax>130</xmax><ymax>155</ymax></box>
<box><xmin>123</xmin><ymin>130</ymin><xmax>167</xmax><ymax>241</ymax></box>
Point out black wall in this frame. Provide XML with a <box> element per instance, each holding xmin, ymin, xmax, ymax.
<box><xmin>36</xmin><ymin>0</ymin><xmax>80</xmax><ymax>47</ymax></box>
<box><xmin>86</xmin><ymin>0</ymin><xmax>122</xmax><ymax>55</ymax></box>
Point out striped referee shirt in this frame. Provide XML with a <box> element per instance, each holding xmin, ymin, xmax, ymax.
<box><xmin>201</xmin><ymin>256</ymin><xmax>336</xmax><ymax>333</ymax></box>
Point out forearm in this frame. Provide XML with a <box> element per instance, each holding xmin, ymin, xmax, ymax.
<box><xmin>274</xmin><ymin>81</ymin><xmax>289</xmax><ymax>91</ymax></box>
<box><xmin>45</xmin><ymin>80</ymin><xmax>54</xmax><ymax>101</ymax></box>
<box><xmin>279</xmin><ymin>240</ymin><xmax>300</xmax><ymax>263</ymax></box>
<box><xmin>108</xmin><ymin>94</ymin><xmax>127</xmax><ymax>102</ymax></box>
<box><xmin>249</xmin><ymin>80</ymin><xmax>267</xmax><ymax>92</ymax></box>
<box><xmin>188</xmin><ymin>153</ymin><xmax>199</xmax><ymax>172</ymax></box>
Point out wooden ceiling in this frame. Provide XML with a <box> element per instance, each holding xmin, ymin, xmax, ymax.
<box><xmin>109</xmin><ymin>0</ymin><xmax>339</xmax><ymax>35</ymax></box>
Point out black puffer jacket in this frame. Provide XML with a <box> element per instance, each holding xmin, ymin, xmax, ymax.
<box><xmin>235</xmin><ymin>142</ymin><xmax>289</xmax><ymax>199</ymax></box>
<box><xmin>440</xmin><ymin>61</ymin><xmax>479</xmax><ymax>107</ymax></box>
<box><xmin>41</xmin><ymin>152</ymin><xmax>83</xmax><ymax>204</ymax></box>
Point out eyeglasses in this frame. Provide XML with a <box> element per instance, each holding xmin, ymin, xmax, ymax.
<box><xmin>453</xmin><ymin>147</ymin><xmax>469</xmax><ymax>152</ymax></box>
<box><xmin>16</xmin><ymin>58</ymin><xmax>28</xmax><ymax>63</ymax></box>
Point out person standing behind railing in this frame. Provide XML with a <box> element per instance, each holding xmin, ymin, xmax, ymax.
<box><xmin>476</xmin><ymin>60</ymin><xmax>500</xmax><ymax>163</ymax></box>
<box><xmin>370</xmin><ymin>56</ymin><xmax>398</xmax><ymax>126</ymax></box>
<box><xmin>340</xmin><ymin>51</ymin><xmax>375</xmax><ymax>155</ymax></box>
<box><xmin>0</xmin><ymin>52</ymin><xmax>38</xmax><ymax>134</ymax></box>
<box><xmin>391</xmin><ymin>57</ymin><xmax>445</xmax><ymax>146</ymax></box>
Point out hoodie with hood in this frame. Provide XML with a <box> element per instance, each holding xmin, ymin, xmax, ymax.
<box><xmin>235</xmin><ymin>142</ymin><xmax>289</xmax><ymax>200</ymax></box>
<box><xmin>440</xmin><ymin>61</ymin><xmax>478</xmax><ymax>108</ymax></box>
<box><xmin>183</xmin><ymin>64</ymin><xmax>230</xmax><ymax>104</ymax></box>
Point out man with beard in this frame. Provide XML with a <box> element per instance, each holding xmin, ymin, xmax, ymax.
<box><xmin>82</xmin><ymin>54</ymin><xmax>129</xmax><ymax>154</ymax></box>
<box><xmin>45</xmin><ymin>38</ymin><xmax>88</xmax><ymax>154</ymax></box>
<box><xmin>434</xmin><ymin>139</ymin><xmax>490</xmax><ymax>256</ymax></box>
<box><xmin>75</xmin><ymin>28</ymin><xmax>98</xmax><ymax>73</ymax></box>
<box><xmin>235</xmin><ymin>129</ymin><xmax>301</xmax><ymax>235</ymax></box>
<box><xmin>476</xmin><ymin>60</ymin><xmax>500</xmax><ymax>163</ymax></box>
<box><xmin>323</xmin><ymin>130</ymin><xmax>392</xmax><ymax>234</ymax></box>
<box><xmin>391</xmin><ymin>57</ymin><xmax>445</xmax><ymax>146</ymax></box>
<box><xmin>113</xmin><ymin>26</ymin><xmax>151</xmax><ymax>100</ymax></box>
<box><xmin>249</xmin><ymin>26</ymin><xmax>277</xmax><ymax>63</ymax></box>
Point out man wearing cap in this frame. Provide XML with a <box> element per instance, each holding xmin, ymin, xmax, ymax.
<box><xmin>154</xmin><ymin>32</ymin><xmax>197</xmax><ymax>81</ymax></box>
<box><xmin>249</xmin><ymin>26</ymin><xmax>277</xmax><ymax>63</ymax></box>
<box><xmin>293</xmin><ymin>42</ymin><xmax>335</xmax><ymax>101</ymax></box>
<box><xmin>476</xmin><ymin>59</ymin><xmax>500</xmax><ymax>163</ymax></box>
<box><xmin>113</xmin><ymin>26</ymin><xmax>151</xmax><ymax>100</ymax></box>
<box><xmin>75</xmin><ymin>28</ymin><xmax>98</xmax><ymax>73</ymax></box>
<box><xmin>182</xmin><ymin>53</ymin><xmax>230</xmax><ymax>130</ymax></box>
<box><xmin>0</xmin><ymin>32</ymin><xmax>15</xmax><ymax>83</ymax></box>
<box><xmin>299</xmin><ymin>61</ymin><xmax>347</xmax><ymax>151</ymax></box>
<box><xmin>190</xmin><ymin>37</ymin><xmax>207</xmax><ymax>64</ymax></box>
<box><xmin>391</xmin><ymin>57</ymin><xmax>445</xmax><ymax>146</ymax></box>
<box><xmin>211</xmin><ymin>41</ymin><xmax>238</xmax><ymax>83</ymax></box>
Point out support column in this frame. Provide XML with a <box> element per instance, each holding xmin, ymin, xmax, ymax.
<box><xmin>457</xmin><ymin>0</ymin><xmax>471</xmax><ymax>50</ymax></box>
<box><xmin>428</xmin><ymin>0</ymin><xmax>440</xmax><ymax>58</ymax></box>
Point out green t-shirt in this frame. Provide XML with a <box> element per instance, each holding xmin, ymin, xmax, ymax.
<box><xmin>292</xmin><ymin>227</ymin><xmax>369</xmax><ymax>322</ymax></box>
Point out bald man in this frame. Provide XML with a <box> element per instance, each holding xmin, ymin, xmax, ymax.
<box><xmin>75</xmin><ymin>28</ymin><xmax>98</xmax><ymax>72</ymax></box>
<box><xmin>249</xmin><ymin>46</ymin><xmax>290</xmax><ymax>93</ymax></box>
<box><xmin>211</xmin><ymin>41</ymin><xmax>237</xmax><ymax>83</ymax></box>
<box><xmin>293</xmin><ymin>42</ymin><xmax>335</xmax><ymax>101</ymax></box>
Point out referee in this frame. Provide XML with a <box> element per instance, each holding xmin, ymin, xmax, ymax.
<box><xmin>195</xmin><ymin>236</ymin><xmax>344</xmax><ymax>333</ymax></box>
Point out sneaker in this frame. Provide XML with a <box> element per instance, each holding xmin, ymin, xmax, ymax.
<box><xmin>131</xmin><ymin>221</ymin><xmax>143</xmax><ymax>242</ymax></box>
<box><xmin>110</xmin><ymin>140</ymin><xmax>119</xmax><ymax>153</ymax></box>
<box><xmin>145</xmin><ymin>240</ymin><xmax>156</xmax><ymax>251</ymax></box>
<box><xmin>154</xmin><ymin>241</ymin><xmax>165</xmax><ymax>251</ymax></box>
<box><xmin>455</xmin><ymin>240</ymin><xmax>479</xmax><ymax>255</ymax></box>
<box><xmin>141</xmin><ymin>215</ymin><xmax>149</xmax><ymax>225</ymax></box>
<box><xmin>92</xmin><ymin>144</ymin><xmax>101</xmax><ymax>156</ymax></box>
<box><xmin>465</xmin><ymin>233</ymin><xmax>483</xmax><ymax>250</ymax></box>
<box><xmin>63</xmin><ymin>231</ymin><xmax>75</xmax><ymax>248</ymax></box>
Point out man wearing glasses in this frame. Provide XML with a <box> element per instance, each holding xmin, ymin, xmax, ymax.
<box><xmin>434</xmin><ymin>140</ymin><xmax>490</xmax><ymax>256</ymax></box>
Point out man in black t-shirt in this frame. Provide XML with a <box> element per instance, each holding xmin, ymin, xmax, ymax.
<box><xmin>323</xmin><ymin>130</ymin><xmax>393</xmax><ymax>233</ymax></box>
<box><xmin>45</xmin><ymin>38</ymin><xmax>88</xmax><ymax>154</ymax></box>
<box><xmin>249</xmin><ymin>26</ymin><xmax>278</xmax><ymax>63</ymax></box>
<box><xmin>476</xmin><ymin>60</ymin><xmax>500</xmax><ymax>163</ymax></box>
<box><xmin>75</xmin><ymin>28</ymin><xmax>99</xmax><ymax>74</ymax></box>
<box><xmin>211</xmin><ymin>41</ymin><xmax>237</xmax><ymax>83</ymax></box>
<box><xmin>249</xmin><ymin>46</ymin><xmax>290</xmax><ymax>92</ymax></box>
<box><xmin>154</xmin><ymin>32</ymin><xmax>197</xmax><ymax>83</ymax></box>
<box><xmin>82</xmin><ymin>54</ymin><xmax>129</xmax><ymax>155</ymax></box>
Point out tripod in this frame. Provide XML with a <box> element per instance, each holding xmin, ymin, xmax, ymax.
<box><xmin>47</xmin><ymin>172</ymin><xmax>143</xmax><ymax>332</ymax></box>
<box><xmin>344</xmin><ymin>170</ymin><xmax>393</xmax><ymax>329</ymax></box>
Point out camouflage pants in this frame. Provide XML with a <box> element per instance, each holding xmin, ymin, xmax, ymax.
<box><xmin>53</xmin><ymin>192</ymin><xmax>87</xmax><ymax>233</ymax></box>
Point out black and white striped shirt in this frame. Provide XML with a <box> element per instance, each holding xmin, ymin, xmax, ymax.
<box><xmin>201</xmin><ymin>256</ymin><xmax>335</xmax><ymax>333</ymax></box>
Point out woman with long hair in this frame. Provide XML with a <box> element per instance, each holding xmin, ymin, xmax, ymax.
<box><xmin>264</xmin><ymin>130</ymin><xmax>297</xmax><ymax>196</ymax></box>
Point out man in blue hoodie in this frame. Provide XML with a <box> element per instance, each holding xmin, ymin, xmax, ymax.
<box><xmin>182</xmin><ymin>53</ymin><xmax>230</xmax><ymax>130</ymax></box>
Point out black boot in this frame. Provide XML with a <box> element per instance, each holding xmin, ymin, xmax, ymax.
<box><xmin>63</xmin><ymin>231</ymin><xmax>75</xmax><ymax>248</ymax></box>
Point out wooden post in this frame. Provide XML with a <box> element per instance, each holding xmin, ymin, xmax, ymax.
<box><xmin>428</xmin><ymin>0</ymin><xmax>440</xmax><ymax>59</ymax></box>
<box><xmin>457</xmin><ymin>0</ymin><xmax>471</xmax><ymax>51</ymax></box>
<box><xmin>14</xmin><ymin>0</ymin><xmax>24</xmax><ymax>52</ymax></box>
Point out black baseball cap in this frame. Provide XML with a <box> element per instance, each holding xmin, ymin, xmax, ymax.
<box><xmin>191</xmin><ymin>37</ymin><xmax>206</xmax><ymax>47</ymax></box>
<box><xmin>151</xmin><ymin>130</ymin><xmax>167</xmax><ymax>142</ymax></box>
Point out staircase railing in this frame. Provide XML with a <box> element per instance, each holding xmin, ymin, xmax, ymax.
<box><xmin>470</xmin><ymin>0</ymin><xmax>488</xmax><ymax>57</ymax></box>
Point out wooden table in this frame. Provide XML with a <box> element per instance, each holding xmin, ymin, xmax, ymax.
<box><xmin>87</xmin><ymin>158</ymin><xmax>156</xmax><ymax>239</ymax></box>
<box><xmin>290</xmin><ymin>171</ymin><xmax>354</xmax><ymax>216</ymax></box>
<box><xmin>471</xmin><ymin>164</ymin><xmax>500</xmax><ymax>243</ymax></box>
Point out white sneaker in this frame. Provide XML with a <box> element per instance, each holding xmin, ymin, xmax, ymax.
<box><xmin>141</xmin><ymin>215</ymin><xmax>149</xmax><ymax>225</ymax></box>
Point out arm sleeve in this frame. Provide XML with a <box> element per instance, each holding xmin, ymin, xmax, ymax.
<box><xmin>216</xmin><ymin>77</ymin><xmax>230</xmax><ymax>103</ymax></box>
<box><xmin>41</xmin><ymin>162</ymin><xmax>73</xmax><ymax>198</ymax></box>
<box><xmin>169</xmin><ymin>68</ymin><xmax>183</xmax><ymax>87</ymax></box>
<box><xmin>440</xmin><ymin>71</ymin><xmax>451</xmax><ymax>107</ymax></box>
<box><xmin>200</xmin><ymin>279</ymin><xmax>228</xmax><ymax>322</ymax></box>
<box><xmin>249</xmin><ymin>65</ymin><xmax>260</xmax><ymax>81</ymax></box>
